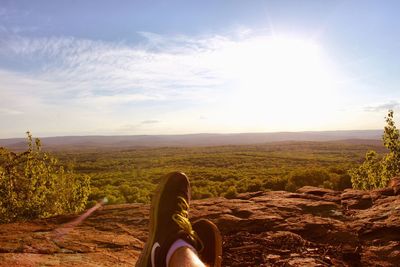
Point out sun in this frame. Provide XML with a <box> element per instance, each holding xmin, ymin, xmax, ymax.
<box><xmin>218</xmin><ymin>36</ymin><xmax>339</xmax><ymax>131</ymax></box>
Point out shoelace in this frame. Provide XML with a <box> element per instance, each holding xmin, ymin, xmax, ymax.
<box><xmin>172</xmin><ymin>196</ymin><xmax>204</xmax><ymax>252</ymax></box>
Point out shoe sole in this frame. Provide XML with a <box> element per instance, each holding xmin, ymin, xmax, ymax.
<box><xmin>135</xmin><ymin>172</ymin><xmax>189</xmax><ymax>267</ymax></box>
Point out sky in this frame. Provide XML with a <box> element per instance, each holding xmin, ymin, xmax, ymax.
<box><xmin>1</xmin><ymin>0</ymin><xmax>400</xmax><ymax>138</ymax></box>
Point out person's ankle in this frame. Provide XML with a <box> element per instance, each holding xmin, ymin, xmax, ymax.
<box><xmin>168</xmin><ymin>245</ymin><xmax>206</xmax><ymax>267</ymax></box>
<box><xmin>166</xmin><ymin>239</ymin><xmax>197</xmax><ymax>267</ymax></box>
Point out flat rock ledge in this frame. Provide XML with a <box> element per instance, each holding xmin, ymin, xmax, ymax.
<box><xmin>1</xmin><ymin>178</ymin><xmax>399</xmax><ymax>267</ymax></box>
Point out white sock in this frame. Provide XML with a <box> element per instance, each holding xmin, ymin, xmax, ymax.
<box><xmin>166</xmin><ymin>239</ymin><xmax>197</xmax><ymax>267</ymax></box>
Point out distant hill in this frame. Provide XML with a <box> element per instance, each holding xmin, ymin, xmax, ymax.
<box><xmin>0</xmin><ymin>130</ymin><xmax>382</xmax><ymax>151</ymax></box>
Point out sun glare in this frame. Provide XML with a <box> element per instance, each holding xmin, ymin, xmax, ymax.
<box><xmin>214</xmin><ymin>36</ymin><xmax>338</xmax><ymax>131</ymax></box>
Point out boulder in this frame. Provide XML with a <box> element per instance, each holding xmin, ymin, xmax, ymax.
<box><xmin>341</xmin><ymin>189</ymin><xmax>373</xmax><ymax>209</ymax></box>
<box><xmin>296</xmin><ymin>186</ymin><xmax>338</xmax><ymax>196</ymax></box>
<box><xmin>389</xmin><ymin>177</ymin><xmax>400</xmax><ymax>195</ymax></box>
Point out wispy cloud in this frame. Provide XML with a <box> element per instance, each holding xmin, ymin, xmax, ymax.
<box><xmin>0</xmin><ymin>6</ymin><xmax>35</xmax><ymax>36</ymax></box>
<box><xmin>364</xmin><ymin>101</ymin><xmax>400</xmax><ymax>112</ymax></box>
<box><xmin>141</xmin><ymin>120</ymin><xmax>160</xmax><ymax>124</ymax></box>
<box><xmin>0</xmin><ymin>34</ymin><xmax>228</xmax><ymax>105</ymax></box>
<box><xmin>0</xmin><ymin>29</ymin><xmax>368</xmax><ymax>137</ymax></box>
<box><xmin>0</xmin><ymin>32</ymin><xmax>238</xmax><ymax>136</ymax></box>
<box><xmin>0</xmin><ymin>108</ymin><xmax>23</xmax><ymax>115</ymax></box>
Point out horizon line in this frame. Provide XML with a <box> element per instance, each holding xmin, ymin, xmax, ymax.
<box><xmin>0</xmin><ymin>129</ymin><xmax>383</xmax><ymax>140</ymax></box>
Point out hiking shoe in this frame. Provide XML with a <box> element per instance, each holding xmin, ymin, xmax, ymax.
<box><xmin>135</xmin><ymin>172</ymin><xmax>202</xmax><ymax>267</ymax></box>
<box><xmin>192</xmin><ymin>219</ymin><xmax>222</xmax><ymax>267</ymax></box>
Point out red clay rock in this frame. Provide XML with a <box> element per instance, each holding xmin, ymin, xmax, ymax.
<box><xmin>296</xmin><ymin>186</ymin><xmax>339</xmax><ymax>196</ymax></box>
<box><xmin>1</xmin><ymin>185</ymin><xmax>400</xmax><ymax>266</ymax></box>
<box><xmin>390</xmin><ymin>177</ymin><xmax>400</xmax><ymax>195</ymax></box>
<box><xmin>341</xmin><ymin>189</ymin><xmax>374</xmax><ymax>209</ymax></box>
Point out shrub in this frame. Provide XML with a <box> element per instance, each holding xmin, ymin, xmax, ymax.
<box><xmin>322</xmin><ymin>180</ymin><xmax>334</xmax><ymax>189</ymax></box>
<box><xmin>0</xmin><ymin>132</ymin><xmax>90</xmax><ymax>223</ymax></box>
<box><xmin>247</xmin><ymin>178</ymin><xmax>264</xmax><ymax>192</ymax></box>
<box><xmin>118</xmin><ymin>184</ymin><xmax>150</xmax><ymax>203</ymax></box>
<box><xmin>349</xmin><ymin>150</ymin><xmax>382</xmax><ymax>190</ymax></box>
<box><xmin>224</xmin><ymin>186</ymin><xmax>238</xmax><ymax>199</ymax></box>
<box><xmin>264</xmin><ymin>177</ymin><xmax>288</xmax><ymax>190</ymax></box>
<box><xmin>349</xmin><ymin>110</ymin><xmax>400</xmax><ymax>189</ymax></box>
<box><xmin>191</xmin><ymin>186</ymin><xmax>214</xmax><ymax>199</ymax></box>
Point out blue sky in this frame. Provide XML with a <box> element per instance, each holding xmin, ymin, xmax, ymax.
<box><xmin>1</xmin><ymin>0</ymin><xmax>400</xmax><ymax>138</ymax></box>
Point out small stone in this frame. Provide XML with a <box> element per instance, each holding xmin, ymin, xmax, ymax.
<box><xmin>265</xmin><ymin>254</ymin><xmax>281</xmax><ymax>260</ymax></box>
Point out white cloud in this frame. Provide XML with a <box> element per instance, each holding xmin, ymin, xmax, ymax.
<box><xmin>0</xmin><ymin>34</ymin><xmax>231</xmax><ymax>109</ymax></box>
<box><xmin>0</xmin><ymin>30</ymin><xmax>387</xmax><ymax>137</ymax></box>
<box><xmin>364</xmin><ymin>101</ymin><xmax>400</xmax><ymax>112</ymax></box>
<box><xmin>141</xmin><ymin>120</ymin><xmax>160</xmax><ymax>124</ymax></box>
<box><xmin>0</xmin><ymin>33</ymin><xmax>234</xmax><ymax>137</ymax></box>
<box><xmin>0</xmin><ymin>108</ymin><xmax>23</xmax><ymax>115</ymax></box>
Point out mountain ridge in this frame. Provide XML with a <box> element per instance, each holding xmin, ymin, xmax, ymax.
<box><xmin>0</xmin><ymin>130</ymin><xmax>382</xmax><ymax>150</ymax></box>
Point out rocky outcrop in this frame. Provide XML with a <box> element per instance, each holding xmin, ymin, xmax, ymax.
<box><xmin>1</xmin><ymin>178</ymin><xmax>399</xmax><ymax>267</ymax></box>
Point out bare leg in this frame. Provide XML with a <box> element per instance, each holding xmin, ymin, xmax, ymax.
<box><xmin>169</xmin><ymin>247</ymin><xmax>206</xmax><ymax>267</ymax></box>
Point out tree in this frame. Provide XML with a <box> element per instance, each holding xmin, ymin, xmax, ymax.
<box><xmin>349</xmin><ymin>110</ymin><xmax>400</xmax><ymax>190</ymax></box>
<box><xmin>285</xmin><ymin>168</ymin><xmax>330</xmax><ymax>191</ymax></box>
<box><xmin>381</xmin><ymin>110</ymin><xmax>400</xmax><ymax>183</ymax></box>
<box><xmin>0</xmin><ymin>132</ymin><xmax>90</xmax><ymax>223</ymax></box>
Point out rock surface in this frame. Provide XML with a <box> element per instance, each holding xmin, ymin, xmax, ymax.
<box><xmin>1</xmin><ymin>179</ymin><xmax>400</xmax><ymax>267</ymax></box>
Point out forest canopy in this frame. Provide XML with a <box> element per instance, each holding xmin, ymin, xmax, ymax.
<box><xmin>1</xmin><ymin>115</ymin><xmax>394</xmax><ymax>222</ymax></box>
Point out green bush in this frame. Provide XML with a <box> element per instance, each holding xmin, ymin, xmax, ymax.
<box><xmin>118</xmin><ymin>184</ymin><xmax>150</xmax><ymax>203</ymax></box>
<box><xmin>350</xmin><ymin>110</ymin><xmax>400</xmax><ymax>190</ymax></box>
<box><xmin>0</xmin><ymin>132</ymin><xmax>90</xmax><ymax>223</ymax></box>
<box><xmin>349</xmin><ymin>150</ymin><xmax>382</xmax><ymax>190</ymax></box>
<box><xmin>263</xmin><ymin>177</ymin><xmax>288</xmax><ymax>190</ymax></box>
<box><xmin>224</xmin><ymin>186</ymin><xmax>238</xmax><ymax>199</ymax></box>
<box><xmin>247</xmin><ymin>178</ymin><xmax>264</xmax><ymax>192</ymax></box>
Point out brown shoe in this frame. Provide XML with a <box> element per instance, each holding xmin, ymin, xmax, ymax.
<box><xmin>135</xmin><ymin>172</ymin><xmax>202</xmax><ymax>267</ymax></box>
<box><xmin>192</xmin><ymin>219</ymin><xmax>222</xmax><ymax>267</ymax></box>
